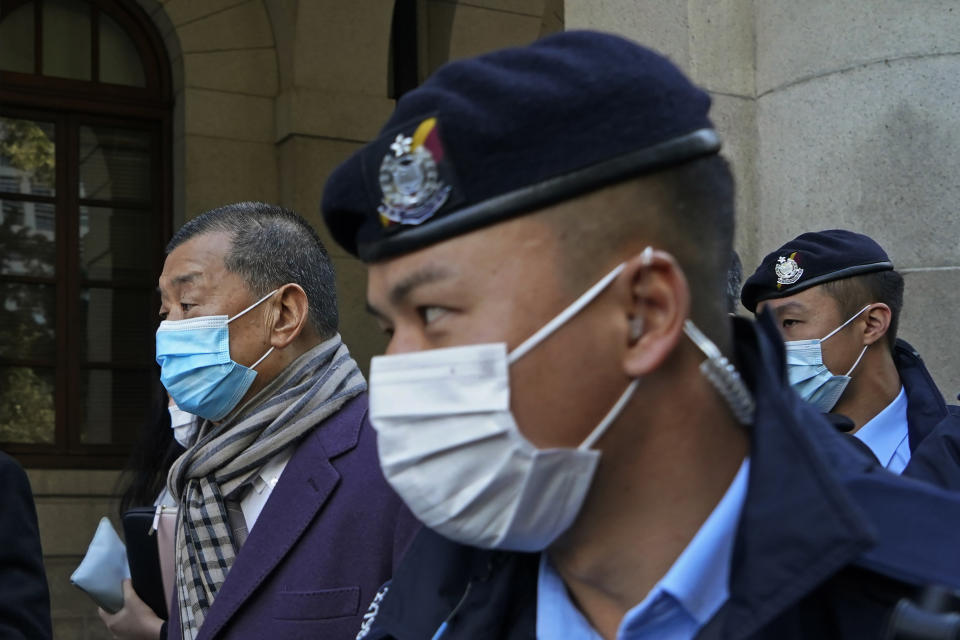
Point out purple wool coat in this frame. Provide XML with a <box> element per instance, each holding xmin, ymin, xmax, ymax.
<box><xmin>168</xmin><ymin>393</ymin><xmax>420</xmax><ymax>640</ymax></box>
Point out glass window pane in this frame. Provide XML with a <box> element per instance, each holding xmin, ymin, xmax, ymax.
<box><xmin>0</xmin><ymin>116</ymin><xmax>56</xmax><ymax>196</ymax></box>
<box><xmin>80</xmin><ymin>368</ymin><xmax>149</xmax><ymax>445</ymax></box>
<box><xmin>0</xmin><ymin>199</ymin><xmax>55</xmax><ymax>277</ymax></box>
<box><xmin>42</xmin><ymin>0</ymin><xmax>91</xmax><ymax>81</ymax></box>
<box><xmin>0</xmin><ymin>1</ymin><xmax>35</xmax><ymax>74</ymax></box>
<box><xmin>99</xmin><ymin>13</ymin><xmax>145</xmax><ymax>87</ymax></box>
<box><xmin>0</xmin><ymin>365</ymin><xmax>55</xmax><ymax>443</ymax></box>
<box><xmin>80</xmin><ymin>206</ymin><xmax>155</xmax><ymax>281</ymax></box>
<box><xmin>79</xmin><ymin>126</ymin><xmax>151</xmax><ymax>202</ymax></box>
<box><xmin>0</xmin><ymin>282</ymin><xmax>56</xmax><ymax>360</ymax></box>
<box><xmin>80</xmin><ymin>287</ymin><xmax>154</xmax><ymax>364</ymax></box>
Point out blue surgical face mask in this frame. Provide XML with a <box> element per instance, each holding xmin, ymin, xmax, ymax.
<box><xmin>156</xmin><ymin>290</ymin><xmax>278</xmax><ymax>421</ymax></box>
<box><xmin>784</xmin><ymin>304</ymin><xmax>871</xmax><ymax>412</ymax></box>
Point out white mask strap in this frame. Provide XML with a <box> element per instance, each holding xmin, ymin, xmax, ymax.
<box><xmin>579</xmin><ymin>378</ymin><xmax>640</xmax><ymax>451</ymax></box>
<box><xmin>508</xmin><ymin>263</ymin><xmax>626</xmax><ymax>364</ymax></box>
<box><xmin>821</xmin><ymin>304</ymin><xmax>871</xmax><ymax>342</ymax></box>
<box><xmin>228</xmin><ymin>289</ymin><xmax>279</xmax><ymax>324</ymax></box>
<box><xmin>844</xmin><ymin>344</ymin><xmax>869</xmax><ymax>377</ymax></box>
<box><xmin>250</xmin><ymin>346</ymin><xmax>275</xmax><ymax>369</ymax></box>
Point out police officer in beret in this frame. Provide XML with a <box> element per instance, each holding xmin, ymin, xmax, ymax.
<box><xmin>741</xmin><ymin>230</ymin><xmax>960</xmax><ymax>485</ymax></box>
<box><xmin>322</xmin><ymin>31</ymin><xmax>960</xmax><ymax>640</ymax></box>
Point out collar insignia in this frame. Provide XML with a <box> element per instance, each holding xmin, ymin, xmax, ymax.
<box><xmin>775</xmin><ymin>253</ymin><xmax>803</xmax><ymax>287</ymax></box>
<box><xmin>378</xmin><ymin>118</ymin><xmax>452</xmax><ymax>226</ymax></box>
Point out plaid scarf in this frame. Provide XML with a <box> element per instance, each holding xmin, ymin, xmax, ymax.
<box><xmin>167</xmin><ymin>335</ymin><xmax>365</xmax><ymax>640</ymax></box>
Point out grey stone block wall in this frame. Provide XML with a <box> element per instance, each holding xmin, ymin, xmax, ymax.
<box><xmin>27</xmin><ymin>469</ymin><xmax>122</xmax><ymax>640</ymax></box>
<box><xmin>567</xmin><ymin>0</ymin><xmax>960</xmax><ymax>400</ymax></box>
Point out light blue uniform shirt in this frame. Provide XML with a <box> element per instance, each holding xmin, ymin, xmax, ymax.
<box><xmin>854</xmin><ymin>386</ymin><xmax>910</xmax><ymax>474</ymax></box>
<box><xmin>536</xmin><ymin>458</ymin><xmax>751</xmax><ymax>640</ymax></box>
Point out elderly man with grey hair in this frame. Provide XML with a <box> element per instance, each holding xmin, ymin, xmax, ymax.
<box><xmin>100</xmin><ymin>202</ymin><xmax>418</xmax><ymax>640</ymax></box>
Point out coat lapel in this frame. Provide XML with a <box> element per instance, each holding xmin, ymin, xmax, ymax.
<box><xmin>196</xmin><ymin>394</ymin><xmax>367</xmax><ymax>640</ymax></box>
<box><xmin>894</xmin><ymin>339</ymin><xmax>948</xmax><ymax>450</ymax></box>
<box><xmin>703</xmin><ymin>317</ymin><xmax>877</xmax><ymax>639</ymax></box>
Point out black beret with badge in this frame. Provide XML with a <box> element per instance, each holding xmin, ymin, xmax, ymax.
<box><xmin>740</xmin><ymin>229</ymin><xmax>895</xmax><ymax>313</ymax></box>
<box><xmin>321</xmin><ymin>30</ymin><xmax>723</xmax><ymax>262</ymax></box>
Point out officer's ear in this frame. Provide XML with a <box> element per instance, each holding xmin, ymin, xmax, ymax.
<box><xmin>267</xmin><ymin>283</ymin><xmax>311</xmax><ymax>348</ymax></box>
<box><xmin>862</xmin><ymin>302</ymin><xmax>892</xmax><ymax>346</ymax></box>
<box><xmin>620</xmin><ymin>247</ymin><xmax>690</xmax><ymax>377</ymax></box>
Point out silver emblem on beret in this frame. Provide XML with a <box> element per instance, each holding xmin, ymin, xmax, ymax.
<box><xmin>775</xmin><ymin>255</ymin><xmax>803</xmax><ymax>286</ymax></box>
<box><xmin>378</xmin><ymin>133</ymin><xmax>451</xmax><ymax>225</ymax></box>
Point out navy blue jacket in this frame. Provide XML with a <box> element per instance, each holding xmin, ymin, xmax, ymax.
<box><xmin>0</xmin><ymin>451</ymin><xmax>51</xmax><ymax>640</ymax></box>
<box><xmin>356</xmin><ymin>316</ymin><xmax>960</xmax><ymax>640</ymax></box>
<box><xmin>896</xmin><ymin>340</ymin><xmax>960</xmax><ymax>489</ymax></box>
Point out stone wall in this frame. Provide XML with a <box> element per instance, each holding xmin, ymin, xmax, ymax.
<box><xmin>567</xmin><ymin>0</ymin><xmax>960</xmax><ymax>400</ymax></box>
<box><xmin>29</xmin><ymin>470</ymin><xmax>121</xmax><ymax>639</ymax></box>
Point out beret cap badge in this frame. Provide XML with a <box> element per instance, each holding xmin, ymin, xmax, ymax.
<box><xmin>322</xmin><ymin>31</ymin><xmax>721</xmax><ymax>261</ymax></box>
<box><xmin>378</xmin><ymin>118</ymin><xmax>451</xmax><ymax>227</ymax></box>
<box><xmin>775</xmin><ymin>253</ymin><xmax>803</xmax><ymax>287</ymax></box>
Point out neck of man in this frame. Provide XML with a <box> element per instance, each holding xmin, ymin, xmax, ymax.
<box><xmin>224</xmin><ymin>333</ymin><xmax>322</xmax><ymax>423</ymax></box>
<box><xmin>547</xmin><ymin>348</ymin><xmax>749</xmax><ymax>640</ymax></box>
<box><xmin>833</xmin><ymin>343</ymin><xmax>902</xmax><ymax>432</ymax></box>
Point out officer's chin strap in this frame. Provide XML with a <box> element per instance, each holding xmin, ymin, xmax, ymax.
<box><xmin>684</xmin><ymin>320</ymin><xmax>755</xmax><ymax>426</ymax></box>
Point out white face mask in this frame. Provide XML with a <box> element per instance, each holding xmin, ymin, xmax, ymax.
<box><xmin>368</xmin><ymin>262</ymin><xmax>639</xmax><ymax>552</ymax></box>
<box><xmin>168</xmin><ymin>404</ymin><xmax>198</xmax><ymax>448</ymax></box>
<box><xmin>784</xmin><ymin>305</ymin><xmax>871</xmax><ymax>412</ymax></box>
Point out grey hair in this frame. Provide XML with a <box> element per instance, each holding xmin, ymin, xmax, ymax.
<box><xmin>167</xmin><ymin>202</ymin><xmax>338</xmax><ymax>337</ymax></box>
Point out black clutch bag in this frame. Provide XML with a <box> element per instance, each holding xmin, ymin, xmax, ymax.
<box><xmin>121</xmin><ymin>507</ymin><xmax>168</xmax><ymax>618</ymax></box>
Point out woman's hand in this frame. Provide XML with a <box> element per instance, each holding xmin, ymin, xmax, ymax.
<box><xmin>97</xmin><ymin>580</ymin><xmax>164</xmax><ymax>640</ymax></box>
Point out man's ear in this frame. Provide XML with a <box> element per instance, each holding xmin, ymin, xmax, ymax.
<box><xmin>268</xmin><ymin>283</ymin><xmax>311</xmax><ymax>348</ymax></box>
<box><xmin>862</xmin><ymin>302</ymin><xmax>892</xmax><ymax>346</ymax></box>
<box><xmin>620</xmin><ymin>248</ymin><xmax>690</xmax><ymax>377</ymax></box>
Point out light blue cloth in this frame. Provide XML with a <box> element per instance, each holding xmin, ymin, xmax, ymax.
<box><xmin>854</xmin><ymin>386</ymin><xmax>910</xmax><ymax>474</ymax></box>
<box><xmin>70</xmin><ymin>517</ymin><xmax>131</xmax><ymax>613</ymax></box>
<box><xmin>536</xmin><ymin>458</ymin><xmax>751</xmax><ymax>640</ymax></box>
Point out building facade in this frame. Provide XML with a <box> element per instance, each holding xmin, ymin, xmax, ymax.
<box><xmin>1</xmin><ymin>1</ymin><xmax>957</xmax><ymax>637</ymax></box>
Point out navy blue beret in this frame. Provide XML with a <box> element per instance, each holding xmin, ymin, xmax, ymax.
<box><xmin>740</xmin><ymin>229</ymin><xmax>895</xmax><ymax>313</ymax></box>
<box><xmin>321</xmin><ymin>30</ymin><xmax>721</xmax><ymax>262</ymax></box>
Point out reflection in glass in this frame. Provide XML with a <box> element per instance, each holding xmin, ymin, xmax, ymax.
<box><xmin>0</xmin><ymin>117</ymin><xmax>56</xmax><ymax>196</ymax></box>
<box><xmin>79</xmin><ymin>126</ymin><xmax>151</xmax><ymax>202</ymax></box>
<box><xmin>80</xmin><ymin>368</ymin><xmax>149</xmax><ymax>445</ymax></box>
<box><xmin>0</xmin><ymin>282</ymin><xmax>56</xmax><ymax>360</ymax></box>
<box><xmin>0</xmin><ymin>200</ymin><xmax>56</xmax><ymax>277</ymax></box>
<box><xmin>0</xmin><ymin>1</ymin><xmax>35</xmax><ymax>74</ymax></box>
<box><xmin>99</xmin><ymin>13</ymin><xmax>146</xmax><ymax>87</ymax></box>
<box><xmin>80</xmin><ymin>207</ymin><xmax>154</xmax><ymax>281</ymax></box>
<box><xmin>80</xmin><ymin>287</ymin><xmax>154</xmax><ymax>364</ymax></box>
<box><xmin>0</xmin><ymin>366</ymin><xmax>55</xmax><ymax>443</ymax></box>
<box><xmin>42</xmin><ymin>0</ymin><xmax>91</xmax><ymax>81</ymax></box>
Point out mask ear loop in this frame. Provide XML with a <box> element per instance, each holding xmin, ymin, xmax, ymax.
<box><xmin>844</xmin><ymin>344</ymin><xmax>869</xmax><ymax>377</ymax></box>
<box><xmin>250</xmin><ymin>346</ymin><xmax>275</xmax><ymax>370</ymax></box>
<box><xmin>227</xmin><ymin>288</ymin><xmax>280</xmax><ymax>324</ymax></box>
<box><xmin>821</xmin><ymin>304</ymin><xmax>872</xmax><ymax>342</ymax></box>
<box><xmin>579</xmin><ymin>247</ymin><xmax>654</xmax><ymax>451</ymax></box>
<box><xmin>507</xmin><ymin>263</ymin><xmax>626</xmax><ymax>364</ymax></box>
<box><xmin>228</xmin><ymin>288</ymin><xmax>280</xmax><ymax>369</ymax></box>
<box><xmin>579</xmin><ymin>378</ymin><xmax>640</xmax><ymax>450</ymax></box>
<box><xmin>628</xmin><ymin>247</ymin><xmax>654</xmax><ymax>342</ymax></box>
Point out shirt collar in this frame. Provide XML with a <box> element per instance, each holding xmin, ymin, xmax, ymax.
<box><xmin>651</xmin><ymin>456</ymin><xmax>750</xmax><ymax>626</ymax></box>
<box><xmin>854</xmin><ymin>386</ymin><xmax>908</xmax><ymax>468</ymax></box>
<box><xmin>537</xmin><ymin>553</ymin><xmax>602</xmax><ymax>639</ymax></box>
<box><xmin>536</xmin><ymin>457</ymin><xmax>750</xmax><ymax>638</ymax></box>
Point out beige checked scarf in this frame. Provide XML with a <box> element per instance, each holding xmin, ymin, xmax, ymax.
<box><xmin>167</xmin><ymin>335</ymin><xmax>365</xmax><ymax>640</ymax></box>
